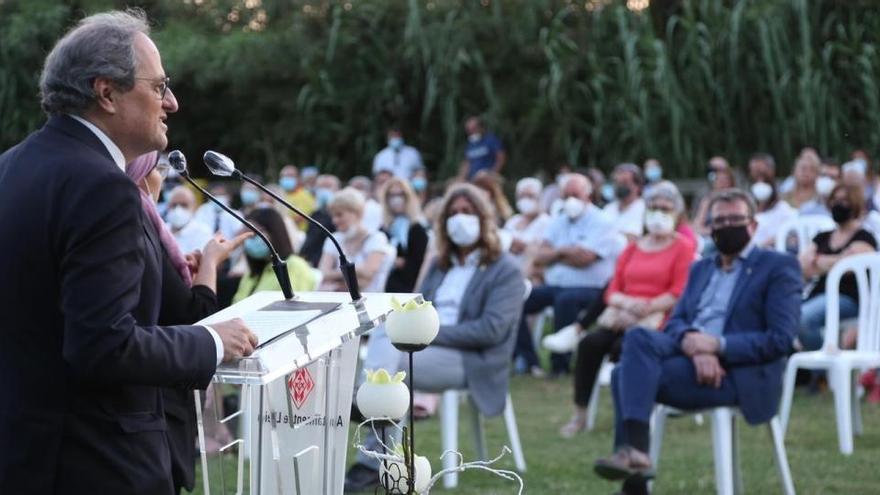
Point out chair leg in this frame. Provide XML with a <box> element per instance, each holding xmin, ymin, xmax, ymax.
<box><xmin>730</xmin><ymin>414</ymin><xmax>743</xmax><ymax>495</ymax></box>
<box><xmin>532</xmin><ymin>309</ymin><xmax>552</xmax><ymax>353</ymax></box>
<box><xmin>831</xmin><ymin>364</ymin><xmax>855</xmax><ymax>455</ymax></box>
<box><xmin>711</xmin><ymin>408</ymin><xmax>735</xmax><ymax>495</ymax></box>
<box><xmin>502</xmin><ymin>394</ymin><xmax>527</xmax><ymax>472</ymax></box>
<box><xmin>768</xmin><ymin>416</ymin><xmax>797</xmax><ymax>495</ymax></box>
<box><xmin>779</xmin><ymin>360</ymin><xmax>800</xmax><ymax>435</ymax></box>
<box><xmin>440</xmin><ymin>391</ymin><xmax>459</xmax><ymax>489</ymax></box>
<box><xmin>852</xmin><ymin>369</ymin><xmax>863</xmax><ymax>436</ymax></box>
<box><xmin>468</xmin><ymin>397</ymin><xmax>488</xmax><ymax>462</ymax></box>
<box><xmin>648</xmin><ymin>406</ymin><xmax>667</xmax><ymax>469</ymax></box>
<box><xmin>586</xmin><ymin>375</ymin><xmax>602</xmax><ymax>432</ymax></box>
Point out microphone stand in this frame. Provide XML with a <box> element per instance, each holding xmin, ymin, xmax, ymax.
<box><xmin>177</xmin><ymin>172</ymin><xmax>295</xmax><ymax>301</ymax></box>
<box><xmin>231</xmin><ymin>171</ymin><xmax>362</xmax><ymax>302</ymax></box>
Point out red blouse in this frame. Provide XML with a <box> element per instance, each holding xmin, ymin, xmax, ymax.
<box><xmin>604</xmin><ymin>235</ymin><xmax>696</xmax><ymax>303</ymax></box>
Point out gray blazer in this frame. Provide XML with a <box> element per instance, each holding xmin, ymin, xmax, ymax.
<box><xmin>419</xmin><ymin>253</ymin><xmax>525</xmax><ymax>416</ymax></box>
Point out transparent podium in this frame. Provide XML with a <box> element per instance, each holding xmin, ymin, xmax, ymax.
<box><xmin>194</xmin><ymin>291</ymin><xmax>418</xmax><ymax>495</ymax></box>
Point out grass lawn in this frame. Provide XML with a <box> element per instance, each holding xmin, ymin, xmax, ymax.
<box><xmin>191</xmin><ymin>374</ymin><xmax>880</xmax><ymax>494</ymax></box>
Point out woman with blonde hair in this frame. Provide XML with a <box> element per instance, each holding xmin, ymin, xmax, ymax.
<box><xmin>379</xmin><ymin>177</ymin><xmax>429</xmax><ymax>293</ymax></box>
<box><xmin>318</xmin><ymin>187</ymin><xmax>393</xmax><ymax>292</ymax></box>
<box><xmin>345</xmin><ymin>183</ymin><xmax>525</xmax><ymax>490</ymax></box>
<box><xmin>472</xmin><ymin>169</ymin><xmax>514</xmax><ymax>225</ymax></box>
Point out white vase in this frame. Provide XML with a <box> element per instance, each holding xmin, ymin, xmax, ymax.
<box><xmin>356</xmin><ymin>380</ymin><xmax>410</xmax><ymax>420</ymax></box>
<box><xmin>385</xmin><ymin>302</ymin><xmax>440</xmax><ymax>347</ymax></box>
<box><xmin>379</xmin><ymin>454</ymin><xmax>432</xmax><ymax>494</ymax></box>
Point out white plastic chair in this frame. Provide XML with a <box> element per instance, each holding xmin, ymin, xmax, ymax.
<box><xmin>532</xmin><ymin>307</ymin><xmax>553</xmax><ymax>353</ymax></box>
<box><xmin>439</xmin><ymin>390</ymin><xmax>526</xmax><ymax>489</ymax></box>
<box><xmin>780</xmin><ymin>252</ymin><xmax>880</xmax><ymax>454</ymax></box>
<box><xmin>650</xmin><ymin>406</ymin><xmax>796</xmax><ymax>495</ymax></box>
<box><xmin>774</xmin><ymin>215</ymin><xmax>835</xmax><ymax>253</ymax></box>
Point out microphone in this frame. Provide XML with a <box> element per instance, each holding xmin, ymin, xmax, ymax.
<box><xmin>167</xmin><ymin>150</ymin><xmax>294</xmax><ymax>301</ymax></box>
<box><xmin>203</xmin><ymin>150</ymin><xmax>362</xmax><ymax>302</ymax></box>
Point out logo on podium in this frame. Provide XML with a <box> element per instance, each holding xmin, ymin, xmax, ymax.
<box><xmin>287</xmin><ymin>369</ymin><xmax>315</xmax><ymax>409</ymax></box>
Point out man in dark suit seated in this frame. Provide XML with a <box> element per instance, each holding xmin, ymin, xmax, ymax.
<box><xmin>0</xmin><ymin>9</ymin><xmax>257</xmax><ymax>495</ymax></box>
<box><xmin>593</xmin><ymin>189</ymin><xmax>802</xmax><ymax>494</ymax></box>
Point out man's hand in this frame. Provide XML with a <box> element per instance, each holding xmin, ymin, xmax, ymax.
<box><xmin>681</xmin><ymin>332</ymin><xmax>720</xmax><ymax>357</ymax></box>
<box><xmin>692</xmin><ymin>353</ymin><xmax>726</xmax><ymax>388</ymax></box>
<box><xmin>212</xmin><ymin>318</ymin><xmax>258</xmax><ymax>362</ymax></box>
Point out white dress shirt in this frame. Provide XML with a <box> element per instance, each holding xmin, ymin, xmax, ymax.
<box><xmin>603</xmin><ymin>198</ymin><xmax>646</xmax><ymax>237</ymax></box>
<box><xmin>372</xmin><ymin>145</ymin><xmax>423</xmax><ymax>179</ymax></box>
<box><xmin>171</xmin><ymin>217</ymin><xmax>214</xmax><ymax>253</ymax></box>
<box><xmin>70</xmin><ymin>114</ymin><xmax>224</xmax><ymax>365</ymax></box>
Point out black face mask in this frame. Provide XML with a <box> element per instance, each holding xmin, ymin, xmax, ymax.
<box><xmin>614</xmin><ymin>184</ymin><xmax>632</xmax><ymax>200</ymax></box>
<box><xmin>712</xmin><ymin>225</ymin><xmax>751</xmax><ymax>255</ymax></box>
<box><xmin>831</xmin><ymin>203</ymin><xmax>854</xmax><ymax>224</ymax></box>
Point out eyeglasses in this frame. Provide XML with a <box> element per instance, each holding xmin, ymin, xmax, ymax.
<box><xmin>136</xmin><ymin>76</ymin><xmax>171</xmax><ymax>99</ymax></box>
<box><xmin>155</xmin><ymin>162</ymin><xmax>171</xmax><ymax>179</ymax></box>
<box><xmin>709</xmin><ymin>214</ymin><xmax>750</xmax><ymax>229</ymax></box>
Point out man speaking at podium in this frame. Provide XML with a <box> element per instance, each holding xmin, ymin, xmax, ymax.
<box><xmin>0</xmin><ymin>10</ymin><xmax>257</xmax><ymax>495</ymax></box>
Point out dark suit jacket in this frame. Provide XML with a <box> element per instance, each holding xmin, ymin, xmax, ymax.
<box><xmin>664</xmin><ymin>247</ymin><xmax>802</xmax><ymax>424</ymax></box>
<box><xmin>0</xmin><ymin>116</ymin><xmax>217</xmax><ymax>495</ymax></box>
<box><xmin>157</xmin><ymin>245</ymin><xmax>219</xmax><ymax>493</ymax></box>
<box><xmin>420</xmin><ymin>253</ymin><xmax>524</xmax><ymax>416</ymax></box>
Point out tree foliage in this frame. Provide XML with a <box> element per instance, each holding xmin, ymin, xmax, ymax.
<box><xmin>3</xmin><ymin>0</ymin><xmax>880</xmax><ymax>180</ymax></box>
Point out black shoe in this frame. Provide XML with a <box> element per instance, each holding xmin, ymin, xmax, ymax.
<box><xmin>343</xmin><ymin>463</ymin><xmax>379</xmax><ymax>493</ymax></box>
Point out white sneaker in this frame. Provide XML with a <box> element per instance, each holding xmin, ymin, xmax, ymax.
<box><xmin>542</xmin><ymin>324</ymin><xmax>582</xmax><ymax>353</ymax></box>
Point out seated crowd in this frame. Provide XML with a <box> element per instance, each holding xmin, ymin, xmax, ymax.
<box><xmin>139</xmin><ymin>129</ymin><xmax>880</xmax><ymax>493</ymax></box>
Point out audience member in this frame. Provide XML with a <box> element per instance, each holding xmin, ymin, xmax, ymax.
<box><xmin>748</xmin><ymin>152</ymin><xmax>776</xmax><ymax>183</ymax></box>
<box><xmin>593</xmin><ymin>189</ymin><xmax>801</xmax><ymax>494</ymax></box>
<box><xmin>554</xmin><ymin>181</ymin><xmax>695</xmax><ymax>438</ymax></box>
<box><xmin>797</xmin><ymin>184</ymin><xmax>877</xmax><ymax>351</ymax></box>
<box><xmin>345</xmin><ymin>183</ymin><xmax>524</xmax><ymax>491</ymax></box>
<box><xmin>460</xmin><ymin>115</ymin><xmax>506</xmax><ymax>180</ymax></box>
<box><xmin>586</xmin><ymin>167</ymin><xmax>608</xmax><ymax>208</ymax></box>
<box><xmin>785</xmin><ymin>150</ymin><xmax>827</xmax><ymax>215</ymax></box>
<box><xmin>279</xmin><ymin>164</ymin><xmax>317</xmax><ymax>226</ymax></box>
<box><xmin>372</xmin><ymin>126</ymin><xmax>424</xmax><ymax>179</ymax></box>
<box><xmin>751</xmin><ymin>174</ymin><xmax>797</xmax><ymax>248</ymax></box>
<box><xmin>348</xmin><ymin>175</ymin><xmax>384</xmax><ymax>232</ymax></box>
<box><xmin>518</xmin><ymin>174</ymin><xmax>626</xmax><ymax>376</ymax></box>
<box><xmin>504</xmin><ymin>178</ymin><xmax>552</xmax><ymax>276</ymax></box>
<box><xmin>692</xmin><ymin>156</ymin><xmax>735</xmax><ymax>237</ymax></box>
<box><xmin>166</xmin><ymin>185</ymin><xmax>214</xmax><ymax>253</ymax></box>
<box><xmin>194</xmin><ymin>182</ymin><xmax>242</xmax><ymax>241</ymax></box>
<box><xmin>239</xmin><ymin>182</ymin><xmax>262</xmax><ymax>214</ymax></box>
<box><xmin>264</xmin><ymin>183</ymin><xmax>306</xmax><ymax>252</ymax></box>
<box><xmin>473</xmin><ymin>170</ymin><xmax>514</xmax><ymax>225</ymax></box>
<box><xmin>232</xmin><ymin>208</ymin><xmax>317</xmax><ymax>303</ymax></box>
<box><xmin>299</xmin><ymin>174</ymin><xmax>339</xmax><ymax>267</ymax></box>
<box><xmin>541</xmin><ymin>162</ymin><xmax>573</xmax><ymax>213</ymax></box>
<box><xmin>319</xmin><ymin>188</ymin><xmax>393</xmax><ymax>292</ymax></box>
<box><xmin>642</xmin><ymin>159</ymin><xmax>662</xmax><ymax>195</ymax></box>
<box><xmin>410</xmin><ymin>167</ymin><xmax>429</xmax><ymax>204</ymax></box>
<box><xmin>603</xmin><ymin>163</ymin><xmax>646</xmax><ymax>240</ymax></box>
<box><xmin>301</xmin><ymin>165</ymin><xmax>319</xmax><ymax>192</ymax></box>
<box><xmin>379</xmin><ymin>177</ymin><xmax>429</xmax><ymax>293</ymax></box>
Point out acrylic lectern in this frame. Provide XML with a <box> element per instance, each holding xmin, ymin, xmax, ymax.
<box><xmin>194</xmin><ymin>290</ymin><xmax>418</xmax><ymax>495</ymax></box>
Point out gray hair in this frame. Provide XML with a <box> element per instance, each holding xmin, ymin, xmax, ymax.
<box><xmin>515</xmin><ymin>177</ymin><xmax>543</xmax><ymax>196</ymax></box>
<box><xmin>40</xmin><ymin>9</ymin><xmax>150</xmax><ymax>115</ymax></box>
<box><xmin>643</xmin><ymin>180</ymin><xmax>685</xmax><ymax>214</ymax></box>
<box><xmin>707</xmin><ymin>188</ymin><xmax>757</xmax><ymax>219</ymax></box>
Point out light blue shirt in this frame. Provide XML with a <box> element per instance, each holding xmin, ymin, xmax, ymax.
<box><xmin>542</xmin><ymin>205</ymin><xmax>626</xmax><ymax>288</ymax></box>
<box><xmin>691</xmin><ymin>244</ymin><xmax>755</xmax><ymax>353</ymax></box>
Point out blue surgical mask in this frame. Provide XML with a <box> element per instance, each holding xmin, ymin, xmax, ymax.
<box><xmin>411</xmin><ymin>177</ymin><xmax>427</xmax><ymax>192</ymax></box>
<box><xmin>279</xmin><ymin>176</ymin><xmax>297</xmax><ymax>192</ymax></box>
<box><xmin>244</xmin><ymin>236</ymin><xmax>271</xmax><ymax>260</ymax></box>
<box><xmin>389</xmin><ymin>137</ymin><xmax>404</xmax><ymax>150</ymax></box>
<box><xmin>315</xmin><ymin>188</ymin><xmax>334</xmax><ymax>208</ymax></box>
<box><xmin>645</xmin><ymin>166</ymin><xmax>662</xmax><ymax>183</ymax></box>
<box><xmin>241</xmin><ymin>189</ymin><xmax>260</xmax><ymax>206</ymax></box>
<box><xmin>601</xmin><ymin>183</ymin><xmax>615</xmax><ymax>202</ymax></box>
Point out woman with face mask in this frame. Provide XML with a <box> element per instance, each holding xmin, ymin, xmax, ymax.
<box><xmin>797</xmin><ymin>184</ymin><xmax>877</xmax><ymax>351</ymax></box>
<box><xmin>550</xmin><ymin>181</ymin><xmax>697</xmax><ymax>438</ymax></box>
<box><xmin>345</xmin><ymin>183</ymin><xmax>525</xmax><ymax>489</ymax></box>
<box><xmin>503</xmin><ymin>177</ymin><xmax>552</xmax><ymax>276</ymax></box>
<box><xmin>232</xmin><ymin>207</ymin><xmax>318</xmax><ymax>304</ymax></box>
<box><xmin>126</xmin><ymin>152</ymin><xmax>252</xmax><ymax>494</ymax></box>
<box><xmin>318</xmin><ymin>188</ymin><xmax>393</xmax><ymax>292</ymax></box>
<box><xmin>751</xmin><ymin>175</ymin><xmax>797</xmax><ymax>248</ymax></box>
<box><xmin>379</xmin><ymin>177</ymin><xmax>429</xmax><ymax>293</ymax></box>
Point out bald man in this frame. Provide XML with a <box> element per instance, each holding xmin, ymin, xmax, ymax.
<box><xmin>166</xmin><ymin>186</ymin><xmax>213</xmax><ymax>253</ymax></box>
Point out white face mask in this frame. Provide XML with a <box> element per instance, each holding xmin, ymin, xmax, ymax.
<box><xmin>816</xmin><ymin>176</ymin><xmax>836</xmax><ymax>197</ymax></box>
<box><xmin>750</xmin><ymin>182</ymin><xmax>773</xmax><ymax>203</ymax></box>
<box><xmin>468</xmin><ymin>133</ymin><xmax>482</xmax><ymax>143</ymax></box>
<box><xmin>446</xmin><ymin>213</ymin><xmax>481</xmax><ymax>247</ymax></box>
<box><xmin>563</xmin><ymin>197</ymin><xmax>586</xmax><ymax>219</ymax></box>
<box><xmin>339</xmin><ymin>225</ymin><xmax>360</xmax><ymax>241</ymax></box>
<box><xmin>556</xmin><ymin>173</ymin><xmax>569</xmax><ymax>188</ymax></box>
<box><xmin>516</xmin><ymin>197</ymin><xmax>538</xmax><ymax>215</ymax></box>
<box><xmin>388</xmin><ymin>195</ymin><xmax>406</xmax><ymax>212</ymax></box>
<box><xmin>644</xmin><ymin>209</ymin><xmax>676</xmax><ymax>234</ymax></box>
<box><xmin>167</xmin><ymin>206</ymin><xmax>193</xmax><ymax>229</ymax></box>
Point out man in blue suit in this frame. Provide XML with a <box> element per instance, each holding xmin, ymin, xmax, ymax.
<box><xmin>594</xmin><ymin>189</ymin><xmax>802</xmax><ymax>494</ymax></box>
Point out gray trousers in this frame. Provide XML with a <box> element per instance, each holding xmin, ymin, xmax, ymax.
<box><xmin>355</xmin><ymin>326</ymin><xmax>466</xmax><ymax>469</ymax></box>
